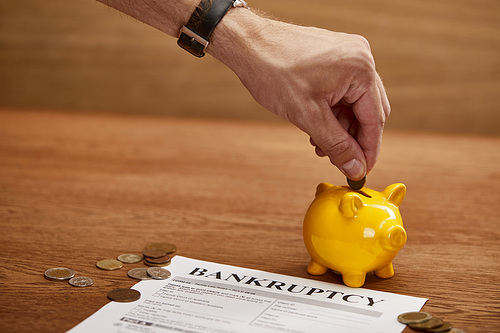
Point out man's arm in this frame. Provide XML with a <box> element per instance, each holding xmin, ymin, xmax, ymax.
<box><xmin>96</xmin><ymin>0</ymin><xmax>390</xmax><ymax>180</ymax></box>
<box><xmin>97</xmin><ymin>0</ymin><xmax>197</xmax><ymax>37</ymax></box>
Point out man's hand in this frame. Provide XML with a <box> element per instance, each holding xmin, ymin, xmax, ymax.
<box><xmin>210</xmin><ymin>9</ymin><xmax>390</xmax><ymax>180</ymax></box>
<box><xmin>96</xmin><ymin>1</ymin><xmax>389</xmax><ymax>180</ymax></box>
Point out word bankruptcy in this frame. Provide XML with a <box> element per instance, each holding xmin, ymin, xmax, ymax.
<box><xmin>188</xmin><ymin>267</ymin><xmax>384</xmax><ymax>307</ymax></box>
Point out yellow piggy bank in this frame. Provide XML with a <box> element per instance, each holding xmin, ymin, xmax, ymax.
<box><xmin>303</xmin><ymin>182</ymin><xmax>407</xmax><ymax>288</ymax></box>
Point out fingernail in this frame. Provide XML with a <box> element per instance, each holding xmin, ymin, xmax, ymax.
<box><xmin>341</xmin><ymin>159</ymin><xmax>365</xmax><ymax>180</ymax></box>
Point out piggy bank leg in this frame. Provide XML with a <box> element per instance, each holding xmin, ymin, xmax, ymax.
<box><xmin>342</xmin><ymin>272</ymin><xmax>366</xmax><ymax>288</ymax></box>
<box><xmin>374</xmin><ymin>263</ymin><xmax>394</xmax><ymax>279</ymax></box>
<box><xmin>307</xmin><ymin>260</ymin><xmax>328</xmax><ymax>275</ymax></box>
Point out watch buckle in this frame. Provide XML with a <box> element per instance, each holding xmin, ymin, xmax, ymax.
<box><xmin>179</xmin><ymin>26</ymin><xmax>209</xmax><ymax>57</ymax></box>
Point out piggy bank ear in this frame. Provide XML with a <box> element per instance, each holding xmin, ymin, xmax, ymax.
<box><xmin>315</xmin><ymin>182</ymin><xmax>333</xmax><ymax>196</ymax></box>
<box><xmin>340</xmin><ymin>192</ymin><xmax>363</xmax><ymax>218</ymax></box>
<box><xmin>383</xmin><ymin>183</ymin><xmax>406</xmax><ymax>207</ymax></box>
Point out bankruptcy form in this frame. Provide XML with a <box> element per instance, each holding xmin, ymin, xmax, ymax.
<box><xmin>69</xmin><ymin>256</ymin><xmax>427</xmax><ymax>333</ymax></box>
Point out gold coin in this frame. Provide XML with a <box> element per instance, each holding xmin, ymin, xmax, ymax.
<box><xmin>107</xmin><ymin>288</ymin><xmax>141</xmax><ymax>302</ymax></box>
<box><xmin>427</xmin><ymin>322</ymin><xmax>453</xmax><ymax>333</ymax></box>
<box><xmin>44</xmin><ymin>267</ymin><xmax>76</xmax><ymax>281</ymax></box>
<box><xmin>117</xmin><ymin>254</ymin><xmax>143</xmax><ymax>264</ymax></box>
<box><xmin>409</xmin><ymin>317</ymin><xmax>444</xmax><ymax>331</ymax></box>
<box><xmin>69</xmin><ymin>277</ymin><xmax>94</xmax><ymax>287</ymax></box>
<box><xmin>127</xmin><ymin>268</ymin><xmax>151</xmax><ymax>280</ymax></box>
<box><xmin>146</xmin><ymin>267</ymin><xmax>171</xmax><ymax>280</ymax></box>
<box><xmin>96</xmin><ymin>259</ymin><xmax>123</xmax><ymax>271</ymax></box>
<box><xmin>398</xmin><ymin>312</ymin><xmax>433</xmax><ymax>324</ymax></box>
<box><xmin>145</xmin><ymin>242</ymin><xmax>177</xmax><ymax>254</ymax></box>
<box><xmin>449</xmin><ymin>329</ymin><xmax>466</xmax><ymax>333</ymax></box>
<box><xmin>347</xmin><ymin>176</ymin><xmax>366</xmax><ymax>191</ymax></box>
<box><xmin>142</xmin><ymin>249</ymin><xmax>167</xmax><ymax>259</ymax></box>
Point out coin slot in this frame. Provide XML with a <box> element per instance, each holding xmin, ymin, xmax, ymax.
<box><xmin>356</xmin><ymin>190</ymin><xmax>372</xmax><ymax>198</ymax></box>
<box><xmin>341</xmin><ymin>186</ymin><xmax>372</xmax><ymax>198</ymax></box>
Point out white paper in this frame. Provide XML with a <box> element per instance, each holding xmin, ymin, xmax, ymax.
<box><xmin>69</xmin><ymin>256</ymin><xmax>427</xmax><ymax>333</ymax></box>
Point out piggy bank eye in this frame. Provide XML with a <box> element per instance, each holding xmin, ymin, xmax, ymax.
<box><xmin>339</xmin><ymin>192</ymin><xmax>363</xmax><ymax>218</ymax></box>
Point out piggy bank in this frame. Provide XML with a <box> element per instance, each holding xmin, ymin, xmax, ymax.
<box><xmin>303</xmin><ymin>182</ymin><xmax>407</xmax><ymax>288</ymax></box>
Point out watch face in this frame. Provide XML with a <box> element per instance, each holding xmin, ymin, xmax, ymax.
<box><xmin>233</xmin><ymin>0</ymin><xmax>249</xmax><ymax>8</ymax></box>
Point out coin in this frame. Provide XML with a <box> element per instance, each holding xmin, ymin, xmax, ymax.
<box><xmin>347</xmin><ymin>176</ymin><xmax>366</xmax><ymax>191</ymax></box>
<box><xmin>144</xmin><ymin>255</ymin><xmax>170</xmax><ymax>264</ymax></box>
<box><xmin>144</xmin><ymin>259</ymin><xmax>171</xmax><ymax>267</ymax></box>
<box><xmin>409</xmin><ymin>317</ymin><xmax>444</xmax><ymax>331</ymax></box>
<box><xmin>69</xmin><ymin>276</ymin><xmax>94</xmax><ymax>287</ymax></box>
<box><xmin>127</xmin><ymin>268</ymin><xmax>151</xmax><ymax>280</ymax></box>
<box><xmin>44</xmin><ymin>267</ymin><xmax>76</xmax><ymax>281</ymax></box>
<box><xmin>143</xmin><ymin>249</ymin><xmax>167</xmax><ymax>259</ymax></box>
<box><xmin>96</xmin><ymin>259</ymin><xmax>123</xmax><ymax>271</ymax></box>
<box><xmin>427</xmin><ymin>322</ymin><xmax>452</xmax><ymax>333</ymax></box>
<box><xmin>107</xmin><ymin>288</ymin><xmax>141</xmax><ymax>302</ymax></box>
<box><xmin>147</xmin><ymin>267</ymin><xmax>171</xmax><ymax>280</ymax></box>
<box><xmin>398</xmin><ymin>312</ymin><xmax>433</xmax><ymax>324</ymax></box>
<box><xmin>117</xmin><ymin>253</ymin><xmax>143</xmax><ymax>264</ymax></box>
<box><xmin>448</xmin><ymin>329</ymin><xmax>466</xmax><ymax>333</ymax></box>
<box><xmin>145</xmin><ymin>242</ymin><xmax>177</xmax><ymax>254</ymax></box>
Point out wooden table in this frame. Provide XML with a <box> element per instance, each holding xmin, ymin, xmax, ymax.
<box><xmin>1</xmin><ymin>109</ymin><xmax>499</xmax><ymax>332</ymax></box>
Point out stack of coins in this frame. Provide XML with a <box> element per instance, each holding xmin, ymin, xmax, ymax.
<box><xmin>142</xmin><ymin>242</ymin><xmax>176</xmax><ymax>267</ymax></box>
<box><xmin>143</xmin><ymin>249</ymin><xmax>171</xmax><ymax>267</ymax></box>
<box><xmin>398</xmin><ymin>312</ymin><xmax>466</xmax><ymax>332</ymax></box>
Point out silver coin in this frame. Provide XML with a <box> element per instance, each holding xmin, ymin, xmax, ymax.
<box><xmin>146</xmin><ymin>267</ymin><xmax>171</xmax><ymax>280</ymax></box>
<box><xmin>127</xmin><ymin>267</ymin><xmax>151</xmax><ymax>280</ymax></box>
<box><xmin>69</xmin><ymin>276</ymin><xmax>94</xmax><ymax>287</ymax></box>
<box><xmin>44</xmin><ymin>267</ymin><xmax>76</xmax><ymax>281</ymax></box>
<box><xmin>117</xmin><ymin>253</ymin><xmax>143</xmax><ymax>264</ymax></box>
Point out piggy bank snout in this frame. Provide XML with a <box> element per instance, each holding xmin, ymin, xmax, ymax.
<box><xmin>383</xmin><ymin>225</ymin><xmax>407</xmax><ymax>251</ymax></box>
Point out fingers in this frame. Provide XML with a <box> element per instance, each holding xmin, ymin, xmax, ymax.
<box><xmin>377</xmin><ymin>75</ymin><xmax>391</xmax><ymax>119</ymax></box>
<box><xmin>349</xmin><ymin>80</ymin><xmax>386</xmax><ymax>174</ymax></box>
<box><xmin>309</xmin><ymin>73</ymin><xmax>387</xmax><ymax>178</ymax></box>
<box><xmin>333</xmin><ymin>101</ymin><xmax>356</xmax><ymax>133</ymax></box>
<box><xmin>308</xmin><ymin>103</ymin><xmax>367</xmax><ymax>180</ymax></box>
<box><xmin>309</xmin><ymin>138</ymin><xmax>327</xmax><ymax>157</ymax></box>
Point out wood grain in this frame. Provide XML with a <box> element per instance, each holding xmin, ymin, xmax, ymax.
<box><xmin>1</xmin><ymin>109</ymin><xmax>499</xmax><ymax>332</ymax></box>
<box><xmin>0</xmin><ymin>0</ymin><xmax>499</xmax><ymax>135</ymax></box>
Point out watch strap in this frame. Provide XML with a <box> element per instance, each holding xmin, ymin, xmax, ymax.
<box><xmin>178</xmin><ymin>0</ymin><xmax>236</xmax><ymax>58</ymax></box>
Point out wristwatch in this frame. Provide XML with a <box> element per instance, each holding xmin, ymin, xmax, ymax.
<box><xmin>178</xmin><ymin>0</ymin><xmax>249</xmax><ymax>58</ymax></box>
